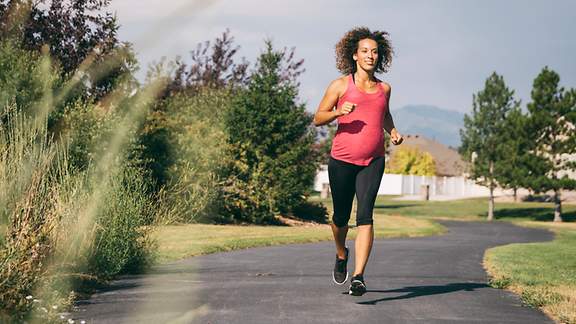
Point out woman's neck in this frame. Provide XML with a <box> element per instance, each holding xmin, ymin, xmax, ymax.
<box><xmin>354</xmin><ymin>69</ymin><xmax>375</xmax><ymax>82</ymax></box>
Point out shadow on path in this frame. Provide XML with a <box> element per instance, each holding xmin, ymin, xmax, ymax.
<box><xmin>356</xmin><ymin>282</ymin><xmax>489</xmax><ymax>305</ymax></box>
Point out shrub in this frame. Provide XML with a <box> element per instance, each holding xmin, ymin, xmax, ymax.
<box><xmin>86</xmin><ymin>166</ymin><xmax>155</xmax><ymax>278</ymax></box>
<box><xmin>144</xmin><ymin>89</ymin><xmax>232</xmax><ymax>223</ymax></box>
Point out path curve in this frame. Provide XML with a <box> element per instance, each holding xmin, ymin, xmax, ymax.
<box><xmin>74</xmin><ymin>221</ymin><xmax>555</xmax><ymax>323</ymax></box>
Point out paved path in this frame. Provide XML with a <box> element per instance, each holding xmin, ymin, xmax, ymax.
<box><xmin>74</xmin><ymin>221</ymin><xmax>555</xmax><ymax>323</ymax></box>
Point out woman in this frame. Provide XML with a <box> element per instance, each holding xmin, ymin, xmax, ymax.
<box><xmin>313</xmin><ymin>27</ymin><xmax>403</xmax><ymax>296</ymax></box>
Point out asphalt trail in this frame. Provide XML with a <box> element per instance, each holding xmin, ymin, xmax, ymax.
<box><xmin>74</xmin><ymin>220</ymin><xmax>555</xmax><ymax>323</ymax></box>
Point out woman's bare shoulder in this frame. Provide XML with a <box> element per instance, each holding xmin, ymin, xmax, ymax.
<box><xmin>326</xmin><ymin>75</ymin><xmax>349</xmax><ymax>96</ymax></box>
<box><xmin>377</xmin><ymin>79</ymin><xmax>391</xmax><ymax>94</ymax></box>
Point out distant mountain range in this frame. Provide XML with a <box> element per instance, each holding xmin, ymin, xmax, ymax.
<box><xmin>391</xmin><ymin>105</ymin><xmax>465</xmax><ymax>149</ymax></box>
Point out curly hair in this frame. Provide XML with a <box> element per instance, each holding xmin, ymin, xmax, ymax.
<box><xmin>335</xmin><ymin>27</ymin><xmax>393</xmax><ymax>75</ymax></box>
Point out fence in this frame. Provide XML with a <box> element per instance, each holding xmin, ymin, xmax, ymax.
<box><xmin>314</xmin><ymin>165</ymin><xmax>492</xmax><ymax>198</ymax></box>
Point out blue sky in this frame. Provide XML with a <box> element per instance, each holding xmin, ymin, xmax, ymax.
<box><xmin>109</xmin><ymin>0</ymin><xmax>576</xmax><ymax>114</ymax></box>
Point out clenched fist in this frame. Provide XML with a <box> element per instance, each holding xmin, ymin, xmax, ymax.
<box><xmin>390</xmin><ymin>128</ymin><xmax>403</xmax><ymax>145</ymax></box>
<box><xmin>336</xmin><ymin>101</ymin><xmax>356</xmax><ymax>116</ymax></box>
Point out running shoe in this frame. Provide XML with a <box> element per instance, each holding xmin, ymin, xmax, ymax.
<box><xmin>349</xmin><ymin>274</ymin><xmax>367</xmax><ymax>296</ymax></box>
<box><xmin>332</xmin><ymin>247</ymin><xmax>349</xmax><ymax>285</ymax></box>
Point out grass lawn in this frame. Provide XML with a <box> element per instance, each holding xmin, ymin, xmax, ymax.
<box><xmin>311</xmin><ymin>195</ymin><xmax>576</xmax><ymax>222</ymax></box>
<box><xmin>485</xmin><ymin>222</ymin><xmax>576</xmax><ymax>324</ymax></box>
<box><xmin>153</xmin><ymin>213</ymin><xmax>444</xmax><ymax>263</ymax></box>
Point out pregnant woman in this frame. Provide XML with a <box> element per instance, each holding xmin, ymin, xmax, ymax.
<box><xmin>313</xmin><ymin>27</ymin><xmax>403</xmax><ymax>296</ymax></box>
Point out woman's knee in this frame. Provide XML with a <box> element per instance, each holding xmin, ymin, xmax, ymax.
<box><xmin>332</xmin><ymin>213</ymin><xmax>350</xmax><ymax>227</ymax></box>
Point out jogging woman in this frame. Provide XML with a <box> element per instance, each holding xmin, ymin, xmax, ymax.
<box><xmin>313</xmin><ymin>27</ymin><xmax>403</xmax><ymax>296</ymax></box>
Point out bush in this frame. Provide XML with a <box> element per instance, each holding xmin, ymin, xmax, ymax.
<box><xmin>143</xmin><ymin>89</ymin><xmax>232</xmax><ymax>223</ymax></box>
<box><xmin>86</xmin><ymin>166</ymin><xmax>155</xmax><ymax>278</ymax></box>
<box><xmin>0</xmin><ymin>107</ymin><xmax>65</xmax><ymax>319</ymax></box>
<box><xmin>291</xmin><ymin>201</ymin><xmax>328</xmax><ymax>223</ymax></box>
<box><xmin>0</xmin><ymin>41</ymin><xmax>59</xmax><ymax>116</ymax></box>
<box><xmin>0</xmin><ymin>42</ymin><xmax>157</xmax><ymax>321</ymax></box>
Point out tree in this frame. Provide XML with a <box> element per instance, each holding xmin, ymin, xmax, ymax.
<box><xmin>460</xmin><ymin>72</ymin><xmax>520</xmax><ymax>220</ymax></box>
<box><xmin>386</xmin><ymin>146</ymin><xmax>436</xmax><ymax>176</ymax></box>
<box><xmin>314</xmin><ymin>123</ymin><xmax>337</xmax><ymax>162</ymax></box>
<box><xmin>0</xmin><ymin>0</ymin><xmax>136</xmax><ymax>100</ymax></box>
<box><xmin>139</xmin><ymin>31</ymin><xmax>248</xmax><ymax>189</ymax></box>
<box><xmin>220</xmin><ymin>40</ymin><xmax>318</xmax><ymax>223</ymax></box>
<box><xmin>495</xmin><ymin>107</ymin><xmax>531</xmax><ymax>202</ymax></box>
<box><xmin>523</xmin><ymin>67</ymin><xmax>576</xmax><ymax>222</ymax></box>
<box><xmin>166</xmin><ymin>29</ymin><xmax>249</xmax><ymax>97</ymax></box>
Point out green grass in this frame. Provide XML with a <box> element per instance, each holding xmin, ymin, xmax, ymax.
<box><xmin>485</xmin><ymin>223</ymin><xmax>576</xmax><ymax>324</ymax></box>
<box><xmin>310</xmin><ymin>195</ymin><xmax>576</xmax><ymax>222</ymax></box>
<box><xmin>152</xmin><ymin>213</ymin><xmax>445</xmax><ymax>263</ymax></box>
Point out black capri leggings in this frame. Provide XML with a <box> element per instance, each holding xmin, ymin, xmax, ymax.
<box><xmin>328</xmin><ymin>156</ymin><xmax>385</xmax><ymax>227</ymax></box>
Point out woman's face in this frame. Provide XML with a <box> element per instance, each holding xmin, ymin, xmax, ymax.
<box><xmin>353</xmin><ymin>38</ymin><xmax>378</xmax><ymax>72</ymax></box>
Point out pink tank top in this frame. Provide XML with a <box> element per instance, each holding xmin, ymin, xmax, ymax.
<box><xmin>330</xmin><ymin>74</ymin><xmax>388</xmax><ymax>166</ymax></box>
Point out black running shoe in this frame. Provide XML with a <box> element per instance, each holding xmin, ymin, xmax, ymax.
<box><xmin>332</xmin><ymin>247</ymin><xmax>349</xmax><ymax>285</ymax></box>
<box><xmin>349</xmin><ymin>274</ymin><xmax>367</xmax><ymax>296</ymax></box>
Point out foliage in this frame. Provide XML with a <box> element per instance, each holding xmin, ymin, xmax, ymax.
<box><xmin>0</xmin><ymin>107</ymin><xmax>62</xmax><ymax>319</ymax></box>
<box><xmin>0</xmin><ymin>0</ymin><xmax>136</xmax><ymax>100</ymax></box>
<box><xmin>314</xmin><ymin>123</ymin><xmax>337</xmax><ymax>162</ymax></box>
<box><xmin>386</xmin><ymin>146</ymin><xmax>436</xmax><ymax>176</ymax></box>
<box><xmin>0</xmin><ymin>39</ymin><xmax>156</xmax><ymax>321</ymax></box>
<box><xmin>291</xmin><ymin>201</ymin><xmax>328</xmax><ymax>223</ymax></box>
<box><xmin>166</xmin><ymin>29</ymin><xmax>249</xmax><ymax>96</ymax></box>
<box><xmin>460</xmin><ymin>72</ymin><xmax>520</xmax><ymax>220</ymax></box>
<box><xmin>85</xmin><ymin>166</ymin><xmax>155</xmax><ymax>279</ymax></box>
<box><xmin>152</xmin><ymin>89</ymin><xmax>232</xmax><ymax>223</ymax></box>
<box><xmin>140</xmin><ymin>31</ymin><xmax>247</xmax><ymax>189</ymax></box>
<box><xmin>522</xmin><ymin>67</ymin><xmax>576</xmax><ymax>221</ymax></box>
<box><xmin>220</xmin><ymin>40</ymin><xmax>320</xmax><ymax>223</ymax></box>
<box><xmin>460</xmin><ymin>72</ymin><xmax>520</xmax><ymax>184</ymax></box>
<box><xmin>495</xmin><ymin>107</ymin><xmax>533</xmax><ymax>200</ymax></box>
<box><xmin>0</xmin><ymin>40</ymin><xmax>60</xmax><ymax>116</ymax></box>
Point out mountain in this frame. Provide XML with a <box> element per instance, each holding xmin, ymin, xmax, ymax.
<box><xmin>391</xmin><ymin>105</ymin><xmax>465</xmax><ymax>148</ymax></box>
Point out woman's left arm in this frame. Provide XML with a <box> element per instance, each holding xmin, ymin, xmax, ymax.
<box><xmin>382</xmin><ymin>84</ymin><xmax>403</xmax><ymax>145</ymax></box>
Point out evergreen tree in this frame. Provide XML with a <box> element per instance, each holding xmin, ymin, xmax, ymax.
<box><xmin>496</xmin><ymin>107</ymin><xmax>532</xmax><ymax>202</ymax></box>
<box><xmin>220</xmin><ymin>40</ymin><xmax>318</xmax><ymax>223</ymax></box>
<box><xmin>524</xmin><ymin>67</ymin><xmax>576</xmax><ymax>222</ymax></box>
<box><xmin>460</xmin><ymin>72</ymin><xmax>520</xmax><ymax>220</ymax></box>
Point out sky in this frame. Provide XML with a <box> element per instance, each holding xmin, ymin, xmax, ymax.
<box><xmin>108</xmin><ymin>0</ymin><xmax>576</xmax><ymax>114</ymax></box>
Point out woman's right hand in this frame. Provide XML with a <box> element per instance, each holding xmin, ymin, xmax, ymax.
<box><xmin>336</xmin><ymin>101</ymin><xmax>356</xmax><ymax>116</ymax></box>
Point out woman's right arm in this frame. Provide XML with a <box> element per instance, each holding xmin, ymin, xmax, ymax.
<box><xmin>313</xmin><ymin>79</ymin><xmax>345</xmax><ymax>127</ymax></box>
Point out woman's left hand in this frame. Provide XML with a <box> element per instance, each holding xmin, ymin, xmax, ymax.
<box><xmin>390</xmin><ymin>129</ymin><xmax>403</xmax><ymax>145</ymax></box>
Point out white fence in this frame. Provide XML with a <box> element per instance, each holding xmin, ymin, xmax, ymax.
<box><xmin>314</xmin><ymin>165</ymin><xmax>491</xmax><ymax>198</ymax></box>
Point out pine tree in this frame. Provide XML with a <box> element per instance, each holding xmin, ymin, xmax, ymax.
<box><xmin>219</xmin><ymin>40</ymin><xmax>318</xmax><ymax>223</ymax></box>
<box><xmin>460</xmin><ymin>72</ymin><xmax>520</xmax><ymax>220</ymax></box>
<box><xmin>524</xmin><ymin>67</ymin><xmax>576</xmax><ymax>222</ymax></box>
<box><xmin>496</xmin><ymin>107</ymin><xmax>531</xmax><ymax>202</ymax></box>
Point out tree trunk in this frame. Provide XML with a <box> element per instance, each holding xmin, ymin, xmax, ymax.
<box><xmin>553</xmin><ymin>189</ymin><xmax>563</xmax><ymax>222</ymax></box>
<box><xmin>513</xmin><ymin>187</ymin><xmax>518</xmax><ymax>202</ymax></box>
<box><xmin>488</xmin><ymin>161</ymin><xmax>494</xmax><ymax>221</ymax></box>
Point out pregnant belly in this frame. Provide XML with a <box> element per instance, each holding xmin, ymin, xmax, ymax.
<box><xmin>331</xmin><ymin>127</ymin><xmax>384</xmax><ymax>164</ymax></box>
